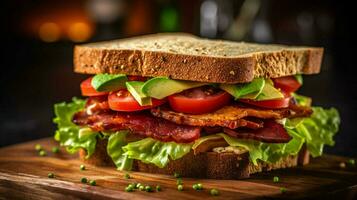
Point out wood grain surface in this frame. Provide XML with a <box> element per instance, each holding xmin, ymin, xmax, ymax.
<box><xmin>0</xmin><ymin>138</ymin><xmax>356</xmax><ymax>200</ymax></box>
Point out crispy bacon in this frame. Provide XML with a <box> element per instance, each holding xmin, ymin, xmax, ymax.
<box><xmin>223</xmin><ymin>120</ymin><xmax>291</xmax><ymax>143</ymax></box>
<box><xmin>78</xmin><ymin>97</ymin><xmax>308</xmax><ymax>144</ymax></box>
<box><xmin>151</xmin><ymin>104</ymin><xmax>312</xmax><ymax>129</ymax></box>
<box><xmin>84</xmin><ymin>96</ymin><xmax>110</xmax><ymax>115</ymax></box>
<box><xmin>73</xmin><ymin>111</ymin><xmax>201</xmax><ymax>143</ymax></box>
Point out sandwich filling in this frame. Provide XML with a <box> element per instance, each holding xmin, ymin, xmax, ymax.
<box><xmin>54</xmin><ymin>74</ymin><xmax>340</xmax><ymax>169</ymax></box>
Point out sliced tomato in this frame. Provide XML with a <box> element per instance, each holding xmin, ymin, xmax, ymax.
<box><xmin>80</xmin><ymin>77</ymin><xmax>109</xmax><ymax>96</ymax></box>
<box><xmin>240</xmin><ymin>96</ymin><xmax>291</xmax><ymax>109</ymax></box>
<box><xmin>168</xmin><ymin>86</ymin><xmax>232</xmax><ymax>114</ymax></box>
<box><xmin>128</xmin><ymin>76</ymin><xmax>147</xmax><ymax>81</ymax></box>
<box><xmin>108</xmin><ymin>89</ymin><xmax>166</xmax><ymax>112</ymax></box>
<box><xmin>273</xmin><ymin>76</ymin><xmax>301</xmax><ymax>93</ymax></box>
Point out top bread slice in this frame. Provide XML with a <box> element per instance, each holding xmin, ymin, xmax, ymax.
<box><xmin>74</xmin><ymin>33</ymin><xmax>323</xmax><ymax>83</ymax></box>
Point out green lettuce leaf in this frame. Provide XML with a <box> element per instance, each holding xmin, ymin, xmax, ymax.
<box><xmin>107</xmin><ymin>131</ymin><xmax>133</xmax><ymax>170</ymax></box>
<box><xmin>193</xmin><ymin>132</ymin><xmax>305</xmax><ymax>165</ymax></box>
<box><xmin>53</xmin><ymin>98</ymin><xmax>99</xmax><ymax>158</ymax></box>
<box><xmin>294</xmin><ymin>74</ymin><xmax>303</xmax><ymax>85</ymax></box>
<box><xmin>287</xmin><ymin>107</ymin><xmax>340</xmax><ymax>157</ymax></box>
<box><xmin>123</xmin><ymin>138</ymin><xmax>192</xmax><ymax>168</ymax></box>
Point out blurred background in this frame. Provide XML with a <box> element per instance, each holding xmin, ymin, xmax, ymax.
<box><xmin>1</xmin><ymin>0</ymin><xmax>356</xmax><ymax>157</ymax></box>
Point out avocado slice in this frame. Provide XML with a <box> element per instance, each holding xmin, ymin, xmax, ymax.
<box><xmin>91</xmin><ymin>73</ymin><xmax>127</xmax><ymax>92</ymax></box>
<box><xmin>220</xmin><ymin>78</ymin><xmax>265</xmax><ymax>100</ymax></box>
<box><xmin>220</xmin><ymin>78</ymin><xmax>284</xmax><ymax>101</ymax></box>
<box><xmin>141</xmin><ymin>77</ymin><xmax>207</xmax><ymax>99</ymax></box>
<box><xmin>126</xmin><ymin>81</ymin><xmax>152</xmax><ymax>106</ymax></box>
<box><xmin>252</xmin><ymin>79</ymin><xmax>284</xmax><ymax>100</ymax></box>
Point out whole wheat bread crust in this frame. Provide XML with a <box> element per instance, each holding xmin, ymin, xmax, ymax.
<box><xmin>79</xmin><ymin>139</ymin><xmax>310</xmax><ymax>179</ymax></box>
<box><xmin>74</xmin><ymin>33</ymin><xmax>323</xmax><ymax>83</ymax></box>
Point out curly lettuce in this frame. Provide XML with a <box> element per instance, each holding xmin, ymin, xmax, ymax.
<box><xmin>53</xmin><ymin>98</ymin><xmax>99</xmax><ymax>158</ymax></box>
<box><xmin>107</xmin><ymin>131</ymin><xmax>133</xmax><ymax>170</ymax></box>
<box><xmin>287</xmin><ymin>107</ymin><xmax>340</xmax><ymax>157</ymax></box>
<box><xmin>122</xmin><ymin>138</ymin><xmax>192</xmax><ymax>168</ymax></box>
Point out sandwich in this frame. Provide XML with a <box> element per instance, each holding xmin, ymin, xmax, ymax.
<box><xmin>53</xmin><ymin>33</ymin><xmax>340</xmax><ymax>179</ymax></box>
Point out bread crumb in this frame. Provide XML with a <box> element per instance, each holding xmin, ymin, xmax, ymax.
<box><xmin>229</xmin><ymin>71</ymin><xmax>235</xmax><ymax>75</ymax></box>
<box><xmin>183</xmin><ymin>59</ymin><xmax>187</xmax><ymax>64</ymax></box>
<box><xmin>161</xmin><ymin>56</ymin><xmax>167</xmax><ymax>62</ymax></box>
<box><xmin>120</xmin><ymin>65</ymin><xmax>125</xmax><ymax>69</ymax></box>
<box><xmin>339</xmin><ymin>162</ymin><xmax>346</xmax><ymax>168</ymax></box>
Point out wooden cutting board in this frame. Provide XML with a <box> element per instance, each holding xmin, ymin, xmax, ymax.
<box><xmin>0</xmin><ymin>138</ymin><xmax>356</xmax><ymax>200</ymax></box>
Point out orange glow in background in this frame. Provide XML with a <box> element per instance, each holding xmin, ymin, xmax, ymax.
<box><xmin>22</xmin><ymin>3</ymin><xmax>94</xmax><ymax>43</ymax></box>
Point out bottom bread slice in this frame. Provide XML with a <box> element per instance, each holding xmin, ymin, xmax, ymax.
<box><xmin>79</xmin><ymin>139</ymin><xmax>310</xmax><ymax>179</ymax></box>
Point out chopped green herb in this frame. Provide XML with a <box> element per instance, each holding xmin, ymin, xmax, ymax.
<box><xmin>210</xmin><ymin>188</ymin><xmax>219</xmax><ymax>196</ymax></box>
<box><xmin>176</xmin><ymin>178</ymin><xmax>183</xmax><ymax>185</ymax></box>
<box><xmin>124</xmin><ymin>173</ymin><xmax>131</xmax><ymax>179</ymax></box>
<box><xmin>125</xmin><ymin>186</ymin><xmax>134</xmax><ymax>192</ymax></box>
<box><xmin>89</xmin><ymin>180</ymin><xmax>96</xmax><ymax>186</ymax></box>
<box><xmin>35</xmin><ymin>144</ymin><xmax>42</xmax><ymax>151</ymax></box>
<box><xmin>135</xmin><ymin>183</ymin><xmax>142</xmax><ymax>189</ymax></box>
<box><xmin>47</xmin><ymin>173</ymin><xmax>54</xmax><ymax>178</ymax></box>
<box><xmin>139</xmin><ymin>185</ymin><xmax>145</xmax><ymax>191</ymax></box>
<box><xmin>193</xmin><ymin>184</ymin><xmax>199</xmax><ymax>190</ymax></box>
<box><xmin>197</xmin><ymin>183</ymin><xmax>203</xmax><ymax>190</ymax></box>
<box><xmin>193</xmin><ymin>183</ymin><xmax>203</xmax><ymax>190</ymax></box>
<box><xmin>81</xmin><ymin>177</ymin><xmax>87</xmax><ymax>183</ymax></box>
<box><xmin>51</xmin><ymin>146</ymin><xmax>60</xmax><ymax>153</ymax></box>
<box><xmin>177</xmin><ymin>184</ymin><xmax>183</xmax><ymax>191</ymax></box>
<box><xmin>39</xmin><ymin>150</ymin><xmax>47</xmax><ymax>156</ymax></box>
<box><xmin>174</xmin><ymin>172</ymin><xmax>181</xmax><ymax>178</ymax></box>
<box><xmin>80</xmin><ymin>164</ymin><xmax>86</xmax><ymax>171</ymax></box>
<box><xmin>128</xmin><ymin>183</ymin><xmax>136</xmax><ymax>189</ymax></box>
<box><xmin>273</xmin><ymin>176</ymin><xmax>280</xmax><ymax>183</ymax></box>
<box><xmin>348</xmin><ymin>159</ymin><xmax>355</xmax><ymax>166</ymax></box>
<box><xmin>280</xmin><ymin>187</ymin><xmax>287</xmax><ymax>194</ymax></box>
<box><xmin>145</xmin><ymin>185</ymin><xmax>153</xmax><ymax>192</ymax></box>
<box><xmin>156</xmin><ymin>185</ymin><xmax>162</xmax><ymax>191</ymax></box>
<box><xmin>127</xmin><ymin>184</ymin><xmax>135</xmax><ymax>190</ymax></box>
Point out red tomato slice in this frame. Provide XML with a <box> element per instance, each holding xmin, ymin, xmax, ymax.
<box><xmin>80</xmin><ymin>77</ymin><xmax>109</xmax><ymax>96</ymax></box>
<box><xmin>272</xmin><ymin>76</ymin><xmax>301</xmax><ymax>93</ymax></box>
<box><xmin>108</xmin><ymin>89</ymin><xmax>166</xmax><ymax>112</ymax></box>
<box><xmin>168</xmin><ymin>87</ymin><xmax>232</xmax><ymax>114</ymax></box>
<box><xmin>240</xmin><ymin>96</ymin><xmax>291</xmax><ymax>109</ymax></box>
<box><xmin>128</xmin><ymin>76</ymin><xmax>147</xmax><ymax>81</ymax></box>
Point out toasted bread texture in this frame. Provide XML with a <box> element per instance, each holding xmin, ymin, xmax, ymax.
<box><xmin>74</xmin><ymin>33</ymin><xmax>323</xmax><ymax>83</ymax></box>
<box><xmin>79</xmin><ymin>139</ymin><xmax>310</xmax><ymax>179</ymax></box>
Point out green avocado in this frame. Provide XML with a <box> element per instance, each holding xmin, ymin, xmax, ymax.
<box><xmin>220</xmin><ymin>78</ymin><xmax>265</xmax><ymax>100</ymax></box>
<box><xmin>91</xmin><ymin>74</ymin><xmax>127</xmax><ymax>92</ymax></box>
<box><xmin>250</xmin><ymin>79</ymin><xmax>284</xmax><ymax>100</ymax></box>
<box><xmin>126</xmin><ymin>81</ymin><xmax>152</xmax><ymax>106</ymax></box>
<box><xmin>141</xmin><ymin>77</ymin><xmax>206</xmax><ymax>99</ymax></box>
<box><xmin>220</xmin><ymin>78</ymin><xmax>284</xmax><ymax>101</ymax></box>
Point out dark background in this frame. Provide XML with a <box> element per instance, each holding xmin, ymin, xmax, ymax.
<box><xmin>1</xmin><ymin>0</ymin><xmax>356</xmax><ymax>157</ymax></box>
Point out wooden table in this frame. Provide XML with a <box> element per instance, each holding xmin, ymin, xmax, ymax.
<box><xmin>0</xmin><ymin>138</ymin><xmax>356</xmax><ymax>199</ymax></box>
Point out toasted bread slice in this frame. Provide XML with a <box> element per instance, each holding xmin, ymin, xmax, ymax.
<box><xmin>74</xmin><ymin>33</ymin><xmax>323</xmax><ymax>83</ymax></box>
<box><xmin>79</xmin><ymin>139</ymin><xmax>310</xmax><ymax>179</ymax></box>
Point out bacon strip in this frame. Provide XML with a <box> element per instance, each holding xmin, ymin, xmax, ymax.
<box><xmin>151</xmin><ymin>104</ymin><xmax>312</xmax><ymax>129</ymax></box>
<box><xmin>223</xmin><ymin>120</ymin><xmax>291</xmax><ymax>143</ymax></box>
<box><xmin>72</xmin><ymin>111</ymin><xmax>201</xmax><ymax>143</ymax></box>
